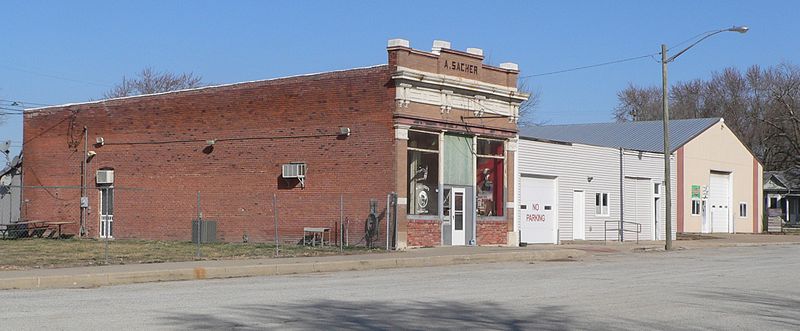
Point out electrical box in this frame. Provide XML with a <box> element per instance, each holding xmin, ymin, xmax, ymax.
<box><xmin>192</xmin><ymin>220</ymin><xmax>217</xmax><ymax>243</ymax></box>
<box><xmin>80</xmin><ymin>197</ymin><xmax>89</xmax><ymax>208</ymax></box>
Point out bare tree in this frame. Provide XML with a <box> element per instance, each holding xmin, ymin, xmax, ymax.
<box><xmin>613</xmin><ymin>83</ymin><xmax>661</xmax><ymax>122</ymax></box>
<box><xmin>614</xmin><ymin>62</ymin><xmax>800</xmax><ymax>171</ymax></box>
<box><xmin>517</xmin><ymin>80</ymin><xmax>543</xmax><ymax>127</ymax></box>
<box><xmin>104</xmin><ymin>67</ymin><xmax>204</xmax><ymax>98</ymax></box>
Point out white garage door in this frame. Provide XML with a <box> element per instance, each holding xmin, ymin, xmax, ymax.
<box><xmin>520</xmin><ymin>176</ymin><xmax>557</xmax><ymax>244</ymax></box>
<box><xmin>624</xmin><ymin>178</ymin><xmax>653</xmax><ymax>241</ymax></box>
<box><xmin>709</xmin><ymin>172</ymin><xmax>731</xmax><ymax>233</ymax></box>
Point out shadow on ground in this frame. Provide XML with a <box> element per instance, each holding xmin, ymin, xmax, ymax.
<box><xmin>691</xmin><ymin>290</ymin><xmax>800</xmax><ymax>329</ymax></box>
<box><xmin>158</xmin><ymin>300</ymin><xmax>609</xmax><ymax>330</ymax></box>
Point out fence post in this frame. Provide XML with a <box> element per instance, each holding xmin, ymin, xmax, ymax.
<box><xmin>196</xmin><ymin>191</ymin><xmax>202</xmax><ymax>259</ymax></box>
<box><xmin>273</xmin><ymin>193</ymin><xmax>279</xmax><ymax>257</ymax></box>
<box><xmin>340</xmin><ymin>194</ymin><xmax>344</xmax><ymax>252</ymax></box>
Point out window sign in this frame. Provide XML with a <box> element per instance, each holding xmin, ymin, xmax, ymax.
<box><xmin>691</xmin><ymin>185</ymin><xmax>701</xmax><ymax>199</ymax></box>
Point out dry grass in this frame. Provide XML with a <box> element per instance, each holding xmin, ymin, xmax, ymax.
<box><xmin>0</xmin><ymin>239</ymin><xmax>382</xmax><ymax>271</ymax></box>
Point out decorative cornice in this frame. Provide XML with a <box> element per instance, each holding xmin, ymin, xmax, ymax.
<box><xmin>392</xmin><ymin>66</ymin><xmax>528</xmax><ymax>102</ymax></box>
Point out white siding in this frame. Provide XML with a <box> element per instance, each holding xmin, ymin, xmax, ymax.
<box><xmin>622</xmin><ymin>151</ymin><xmax>677</xmax><ymax>241</ymax></box>
<box><xmin>517</xmin><ymin>139</ymin><xmax>677</xmax><ymax>242</ymax></box>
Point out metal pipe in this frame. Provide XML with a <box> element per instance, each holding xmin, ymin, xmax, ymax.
<box><xmin>386</xmin><ymin>193</ymin><xmax>390</xmax><ymax>250</ymax></box>
<box><xmin>81</xmin><ymin>127</ymin><xmax>87</xmax><ymax>237</ymax></box>
<box><xmin>274</xmin><ymin>193</ymin><xmax>279</xmax><ymax>257</ymax></box>
<box><xmin>196</xmin><ymin>191</ymin><xmax>202</xmax><ymax>258</ymax></box>
<box><xmin>340</xmin><ymin>194</ymin><xmax>343</xmax><ymax>252</ymax></box>
<box><xmin>619</xmin><ymin>147</ymin><xmax>624</xmax><ymax>242</ymax></box>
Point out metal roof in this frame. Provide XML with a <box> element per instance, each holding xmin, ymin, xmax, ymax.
<box><xmin>519</xmin><ymin>118</ymin><xmax>721</xmax><ymax>153</ymax></box>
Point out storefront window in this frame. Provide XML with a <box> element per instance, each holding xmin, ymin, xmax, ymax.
<box><xmin>476</xmin><ymin>138</ymin><xmax>504</xmax><ymax>216</ymax></box>
<box><xmin>407</xmin><ymin>131</ymin><xmax>439</xmax><ymax>215</ymax></box>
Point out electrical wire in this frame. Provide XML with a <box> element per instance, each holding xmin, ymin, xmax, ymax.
<box><xmin>0</xmin><ymin>64</ymin><xmax>111</xmax><ymax>87</ymax></box>
<box><xmin>0</xmin><ymin>99</ymin><xmax>53</xmax><ymax>107</ymax></box>
<box><xmin>0</xmin><ymin>107</ymin><xmax>25</xmax><ymax>113</ymax></box>
<box><xmin>521</xmin><ymin>52</ymin><xmax>660</xmax><ymax>78</ymax></box>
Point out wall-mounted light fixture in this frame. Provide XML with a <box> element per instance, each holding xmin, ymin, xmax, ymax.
<box><xmin>338</xmin><ymin>127</ymin><xmax>351</xmax><ymax>137</ymax></box>
<box><xmin>95</xmin><ymin>137</ymin><xmax>105</xmax><ymax>146</ymax></box>
<box><xmin>86</xmin><ymin>151</ymin><xmax>97</xmax><ymax>161</ymax></box>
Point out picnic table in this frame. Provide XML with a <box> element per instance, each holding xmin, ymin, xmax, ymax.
<box><xmin>303</xmin><ymin>227</ymin><xmax>331</xmax><ymax>247</ymax></box>
<box><xmin>0</xmin><ymin>221</ymin><xmax>76</xmax><ymax>239</ymax></box>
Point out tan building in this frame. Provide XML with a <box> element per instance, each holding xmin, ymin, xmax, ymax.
<box><xmin>677</xmin><ymin>118</ymin><xmax>763</xmax><ymax>234</ymax></box>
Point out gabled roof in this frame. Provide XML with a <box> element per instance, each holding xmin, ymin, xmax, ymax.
<box><xmin>765</xmin><ymin>167</ymin><xmax>800</xmax><ymax>191</ymax></box>
<box><xmin>519</xmin><ymin>118</ymin><xmax>721</xmax><ymax>153</ymax></box>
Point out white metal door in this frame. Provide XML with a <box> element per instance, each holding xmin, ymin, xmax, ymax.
<box><xmin>99</xmin><ymin>187</ymin><xmax>114</xmax><ymax>239</ymax></box>
<box><xmin>572</xmin><ymin>190</ymin><xmax>586</xmax><ymax>240</ymax></box>
<box><xmin>624</xmin><ymin>178</ymin><xmax>654</xmax><ymax>241</ymax></box>
<box><xmin>451</xmin><ymin>188</ymin><xmax>466</xmax><ymax>246</ymax></box>
<box><xmin>519</xmin><ymin>177</ymin><xmax>557</xmax><ymax>244</ymax></box>
<box><xmin>710</xmin><ymin>173</ymin><xmax>731</xmax><ymax>233</ymax></box>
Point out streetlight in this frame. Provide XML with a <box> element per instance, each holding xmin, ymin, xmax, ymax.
<box><xmin>662</xmin><ymin>26</ymin><xmax>748</xmax><ymax>251</ymax></box>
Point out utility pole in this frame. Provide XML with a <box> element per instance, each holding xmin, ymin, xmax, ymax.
<box><xmin>661</xmin><ymin>44</ymin><xmax>673</xmax><ymax>251</ymax></box>
<box><xmin>660</xmin><ymin>26</ymin><xmax>749</xmax><ymax>251</ymax></box>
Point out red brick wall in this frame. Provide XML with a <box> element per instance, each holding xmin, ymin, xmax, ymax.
<box><xmin>22</xmin><ymin>66</ymin><xmax>397</xmax><ymax>243</ymax></box>
<box><xmin>407</xmin><ymin>219</ymin><xmax>440</xmax><ymax>247</ymax></box>
<box><xmin>477</xmin><ymin>220</ymin><xmax>507</xmax><ymax>245</ymax></box>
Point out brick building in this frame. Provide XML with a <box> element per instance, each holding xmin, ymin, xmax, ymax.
<box><xmin>22</xmin><ymin>39</ymin><xmax>527</xmax><ymax>248</ymax></box>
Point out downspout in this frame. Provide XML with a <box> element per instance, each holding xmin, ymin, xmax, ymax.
<box><xmin>81</xmin><ymin>127</ymin><xmax>87</xmax><ymax>237</ymax></box>
<box><xmin>619</xmin><ymin>147</ymin><xmax>624</xmax><ymax>242</ymax></box>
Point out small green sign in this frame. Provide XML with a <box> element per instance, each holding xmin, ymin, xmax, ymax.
<box><xmin>691</xmin><ymin>185</ymin><xmax>701</xmax><ymax>199</ymax></box>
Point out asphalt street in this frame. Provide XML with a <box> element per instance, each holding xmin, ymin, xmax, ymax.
<box><xmin>1</xmin><ymin>245</ymin><xmax>798</xmax><ymax>330</ymax></box>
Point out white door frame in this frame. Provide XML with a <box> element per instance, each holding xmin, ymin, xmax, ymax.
<box><xmin>572</xmin><ymin>190</ymin><xmax>585</xmax><ymax>240</ymax></box>
<box><xmin>652</xmin><ymin>180</ymin><xmax>660</xmax><ymax>241</ymax></box>
<box><xmin>451</xmin><ymin>188</ymin><xmax>466</xmax><ymax>246</ymax></box>
<box><xmin>99</xmin><ymin>187</ymin><xmax>114</xmax><ymax>239</ymax></box>
<box><xmin>710</xmin><ymin>171</ymin><xmax>732</xmax><ymax>233</ymax></box>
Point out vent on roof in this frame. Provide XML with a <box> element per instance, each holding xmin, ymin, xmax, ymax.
<box><xmin>96</xmin><ymin>170</ymin><xmax>114</xmax><ymax>185</ymax></box>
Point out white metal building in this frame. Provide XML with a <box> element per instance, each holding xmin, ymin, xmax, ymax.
<box><xmin>514</xmin><ymin>117</ymin><xmax>762</xmax><ymax>244</ymax></box>
<box><xmin>515</xmin><ymin>138</ymin><xmax>676</xmax><ymax>243</ymax></box>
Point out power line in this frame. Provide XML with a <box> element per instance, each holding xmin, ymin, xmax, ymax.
<box><xmin>0</xmin><ymin>107</ymin><xmax>23</xmax><ymax>114</ymax></box>
<box><xmin>522</xmin><ymin>52</ymin><xmax>660</xmax><ymax>78</ymax></box>
<box><xmin>0</xmin><ymin>99</ymin><xmax>53</xmax><ymax>107</ymax></box>
<box><xmin>0</xmin><ymin>64</ymin><xmax>111</xmax><ymax>87</ymax></box>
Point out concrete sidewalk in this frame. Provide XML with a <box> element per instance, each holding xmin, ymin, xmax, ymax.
<box><xmin>0</xmin><ymin>245</ymin><xmax>586</xmax><ymax>290</ymax></box>
<box><xmin>2</xmin><ymin>234</ymin><xmax>798</xmax><ymax>290</ymax></box>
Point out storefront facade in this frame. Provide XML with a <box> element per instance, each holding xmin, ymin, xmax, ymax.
<box><xmin>388</xmin><ymin>39</ymin><xmax>527</xmax><ymax>248</ymax></box>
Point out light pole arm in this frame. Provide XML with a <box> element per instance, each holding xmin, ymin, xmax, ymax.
<box><xmin>664</xmin><ymin>26</ymin><xmax>749</xmax><ymax>64</ymax></box>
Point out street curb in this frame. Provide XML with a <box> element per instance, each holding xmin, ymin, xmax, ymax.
<box><xmin>0</xmin><ymin>249</ymin><xmax>586</xmax><ymax>290</ymax></box>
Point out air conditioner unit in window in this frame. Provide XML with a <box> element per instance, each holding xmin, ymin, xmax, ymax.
<box><xmin>282</xmin><ymin>162</ymin><xmax>306</xmax><ymax>187</ymax></box>
<box><xmin>96</xmin><ymin>170</ymin><xmax>114</xmax><ymax>184</ymax></box>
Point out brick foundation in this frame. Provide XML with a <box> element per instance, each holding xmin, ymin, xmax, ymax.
<box><xmin>407</xmin><ymin>219</ymin><xmax>440</xmax><ymax>247</ymax></box>
<box><xmin>477</xmin><ymin>220</ymin><xmax>508</xmax><ymax>245</ymax></box>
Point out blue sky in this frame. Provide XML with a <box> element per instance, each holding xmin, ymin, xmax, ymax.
<box><xmin>1</xmin><ymin>1</ymin><xmax>798</xmax><ymax>158</ymax></box>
